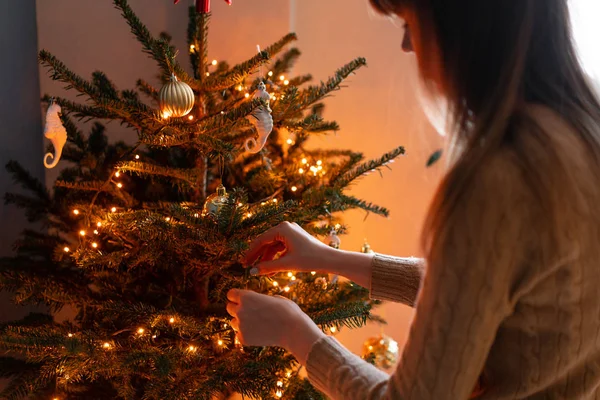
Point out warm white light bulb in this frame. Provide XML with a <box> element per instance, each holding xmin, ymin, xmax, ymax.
<box><xmin>284</xmin><ymin>80</ymin><xmax>289</xmax><ymax>86</ymax></box>
<box><xmin>117</xmin><ymin>183</ymin><xmax>123</xmax><ymax>188</ymax></box>
<box><xmin>63</xmin><ymin>247</ymin><xmax>70</xmax><ymax>253</ymax></box>
<box><xmin>291</xmin><ymin>186</ymin><xmax>297</xmax><ymax>192</ymax></box>
<box><xmin>92</xmin><ymin>242</ymin><xmax>98</xmax><ymax>249</ymax></box>
<box><xmin>212</xmin><ymin>59</ymin><xmax>218</xmax><ymax>66</ymax></box>
<box><xmin>284</xmin><ymin>286</ymin><xmax>290</xmax><ymax>292</ymax></box>
<box><xmin>268</xmin><ymin>71</ymin><xmax>273</xmax><ymax>77</ymax></box>
<box><xmin>169</xmin><ymin>317</ymin><xmax>175</xmax><ymax>323</ymax></box>
<box><xmin>272</xmin><ymin>281</ymin><xmax>279</xmax><ymax>287</ymax></box>
<box><xmin>115</xmin><ymin>171</ymin><xmax>120</xmax><ymax>178</ymax></box>
<box><xmin>137</xmin><ymin>328</ymin><xmax>144</xmax><ymax>334</ymax></box>
<box><xmin>103</xmin><ymin>342</ymin><xmax>111</xmax><ymax>349</ymax></box>
<box><xmin>111</xmin><ymin>207</ymin><xmax>117</xmax><ymax>213</ymax></box>
<box><xmin>73</xmin><ymin>209</ymin><xmax>80</xmax><ymax>215</ymax></box>
<box><xmin>245</xmin><ymin>93</ymin><xmax>250</xmax><ymax>98</ymax></box>
<box><xmin>79</xmin><ymin>230</ymin><xmax>85</xmax><ymax>236</ymax></box>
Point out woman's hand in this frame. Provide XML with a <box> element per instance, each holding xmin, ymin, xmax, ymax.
<box><xmin>244</xmin><ymin>221</ymin><xmax>336</xmax><ymax>275</ymax></box>
<box><xmin>226</xmin><ymin>289</ymin><xmax>326</xmax><ymax>364</ymax></box>
<box><xmin>244</xmin><ymin>221</ymin><xmax>375</xmax><ymax>288</ymax></box>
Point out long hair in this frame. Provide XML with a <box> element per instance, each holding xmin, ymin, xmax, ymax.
<box><xmin>370</xmin><ymin>0</ymin><xmax>600</xmax><ymax>256</ymax></box>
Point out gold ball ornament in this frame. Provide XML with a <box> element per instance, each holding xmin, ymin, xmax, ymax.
<box><xmin>361</xmin><ymin>240</ymin><xmax>375</xmax><ymax>254</ymax></box>
<box><xmin>202</xmin><ymin>184</ymin><xmax>229</xmax><ymax>217</ymax></box>
<box><xmin>362</xmin><ymin>335</ymin><xmax>399</xmax><ymax>369</ymax></box>
<box><xmin>159</xmin><ymin>74</ymin><xmax>195</xmax><ymax>118</ymax></box>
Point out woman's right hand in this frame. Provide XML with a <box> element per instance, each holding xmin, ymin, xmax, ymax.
<box><xmin>244</xmin><ymin>221</ymin><xmax>337</xmax><ymax>275</ymax></box>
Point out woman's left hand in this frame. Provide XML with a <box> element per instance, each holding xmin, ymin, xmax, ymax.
<box><xmin>226</xmin><ymin>289</ymin><xmax>326</xmax><ymax>364</ymax></box>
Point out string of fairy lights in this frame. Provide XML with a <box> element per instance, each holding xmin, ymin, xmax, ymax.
<box><xmin>53</xmin><ymin>52</ymin><xmax>348</xmax><ymax>400</ymax></box>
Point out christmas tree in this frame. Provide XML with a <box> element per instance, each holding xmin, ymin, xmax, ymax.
<box><xmin>0</xmin><ymin>1</ymin><xmax>404</xmax><ymax>399</ymax></box>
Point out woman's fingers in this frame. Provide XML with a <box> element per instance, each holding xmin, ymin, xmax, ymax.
<box><xmin>253</xmin><ymin>256</ymin><xmax>295</xmax><ymax>275</ymax></box>
<box><xmin>227</xmin><ymin>289</ymin><xmax>241</xmax><ymax>303</ymax></box>
<box><xmin>229</xmin><ymin>318</ymin><xmax>239</xmax><ymax>332</ymax></box>
<box><xmin>245</xmin><ymin>222</ymin><xmax>296</xmax><ymax>265</ymax></box>
<box><xmin>260</xmin><ymin>242</ymin><xmax>287</xmax><ymax>262</ymax></box>
<box><xmin>226</xmin><ymin>301</ymin><xmax>239</xmax><ymax>318</ymax></box>
<box><xmin>244</xmin><ymin>225</ymin><xmax>285</xmax><ymax>265</ymax></box>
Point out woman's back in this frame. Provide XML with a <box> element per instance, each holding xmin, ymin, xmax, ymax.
<box><xmin>481</xmin><ymin>105</ymin><xmax>600</xmax><ymax>398</ymax></box>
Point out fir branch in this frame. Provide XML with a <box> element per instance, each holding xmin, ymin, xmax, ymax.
<box><xmin>117</xmin><ymin>161</ymin><xmax>199</xmax><ymax>185</ymax></box>
<box><xmin>333</xmin><ymin>145</ymin><xmax>405</xmax><ymax>188</ymax></box>
<box><xmin>275</xmin><ymin>57</ymin><xmax>367</xmax><ymax>118</ymax></box>
<box><xmin>336</xmin><ymin>194</ymin><xmax>391</xmax><ymax>217</ymax></box>
<box><xmin>287</xmin><ymin>114</ymin><xmax>339</xmax><ymax>134</ymax></box>
<box><xmin>5</xmin><ymin>161</ymin><xmax>51</xmax><ymax>203</ymax></box>
<box><xmin>271</xmin><ymin>47</ymin><xmax>301</xmax><ymax>77</ymax></box>
<box><xmin>201</xmin><ymin>51</ymin><xmax>270</xmax><ymax>92</ymax></box>
<box><xmin>262</xmin><ymin>33</ymin><xmax>298</xmax><ymax>60</ymax></box>
<box><xmin>308</xmin><ymin>301</ymin><xmax>372</xmax><ymax>330</ymax></box>
<box><xmin>136</xmin><ymin>79</ymin><xmax>158</xmax><ymax>101</ymax></box>
<box><xmin>112</xmin><ymin>0</ymin><xmax>197</xmax><ymax>88</ymax></box>
<box><xmin>42</xmin><ymin>96</ymin><xmax>122</xmax><ymax>122</ymax></box>
<box><xmin>55</xmin><ymin>180</ymin><xmax>113</xmax><ymax>193</ymax></box>
<box><xmin>39</xmin><ymin>50</ymin><xmax>98</xmax><ymax>96</ymax></box>
<box><xmin>92</xmin><ymin>71</ymin><xmax>119</xmax><ymax>99</ymax></box>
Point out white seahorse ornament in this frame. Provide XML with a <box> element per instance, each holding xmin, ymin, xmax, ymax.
<box><xmin>43</xmin><ymin>103</ymin><xmax>67</xmax><ymax>169</ymax></box>
<box><xmin>244</xmin><ymin>81</ymin><xmax>274</xmax><ymax>154</ymax></box>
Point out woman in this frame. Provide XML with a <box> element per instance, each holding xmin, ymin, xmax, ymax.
<box><xmin>226</xmin><ymin>0</ymin><xmax>600</xmax><ymax>398</ymax></box>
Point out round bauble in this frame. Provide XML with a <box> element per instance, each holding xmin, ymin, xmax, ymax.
<box><xmin>362</xmin><ymin>334</ymin><xmax>399</xmax><ymax>370</ymax></box>
<box><xmin>202</xmin><ymin>184</ymin><xmax>229</xmax><ymax>217</ymax></box>
<box><xmin>361</xmin><ymin>240</ymin><xmax>374</xmax><ymax>254</ymax></box>
<box><xmin>159</xmin><ymin>74</ymin><xmax>195</xmax><ymax>118</ymax></box>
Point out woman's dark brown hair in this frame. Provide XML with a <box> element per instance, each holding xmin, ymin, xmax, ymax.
<box><xmin>370</xmin><ymin>0</ymin><xmax>600</xmax><ymax>254</ymax></box>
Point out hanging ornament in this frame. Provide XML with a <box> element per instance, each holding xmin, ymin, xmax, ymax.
<box><xmin>43</xmin><ymin>102</ymin><xmax>67</xmax><ymax>169</ymax></box>
<box><xmin>202</xmin><ymin>184</ymin><xmax>229</xmax><ymax>217</ymax></box>
<box><xmin>361</xmin><ymin>240</ymin><xmax>375</xmax><ymax>254</ymax></box>
<box><xmin>174</xmin><ymin>0</ymin><xmax>232</xmax><ymax>14</ymax></box>
<box><xmin>327</xmin><ymin>228</ymin><xmax>341</xmax><ymax>249</ymax></box>
<box><xmin>362</xmin><ymin>334</ymin><xmax>399</xmax><ymax>370</ymax></box>
<box><xmin>159</xmin><ymin>74</ymin><xmax>195</xmax><ymax>118</ymax></box>
<box><xmin>245</xmin><ymin>82</ymin><xmax>274</xmax><ymax>153</ymax></box>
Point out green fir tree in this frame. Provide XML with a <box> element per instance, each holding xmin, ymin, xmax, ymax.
<box><xmin>0</xmin><ymin>1</ymin><xmax>404</xmax><ymax>399</ymax></box>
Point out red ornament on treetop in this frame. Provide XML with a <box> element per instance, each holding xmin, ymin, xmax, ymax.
<box><xmin>173</xmin><ymin>0</ymin><xmax>232</xmax><ymax>14</ymax></box>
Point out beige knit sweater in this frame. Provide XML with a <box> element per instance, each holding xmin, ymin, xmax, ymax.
<box><xmin>306</xmin><ymin>106</ymin><xmax>600</xmax><ymax>399</ymax></box>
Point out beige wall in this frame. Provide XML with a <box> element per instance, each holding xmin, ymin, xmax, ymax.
<box><xmin>35</xmin><ymin>0</ymin><xmax>443</xmax><ymax>370</ymax></box>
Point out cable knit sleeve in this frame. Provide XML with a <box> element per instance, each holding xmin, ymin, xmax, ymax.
<box><xmin>370</xmin><ymin>254</ymin><xmax>424</xmax><ymax>306</ymax></box>
<box><xmin>307</xmin><ymin>152</ymin><xmax>530</xmax><ymax>400</ymax></box>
